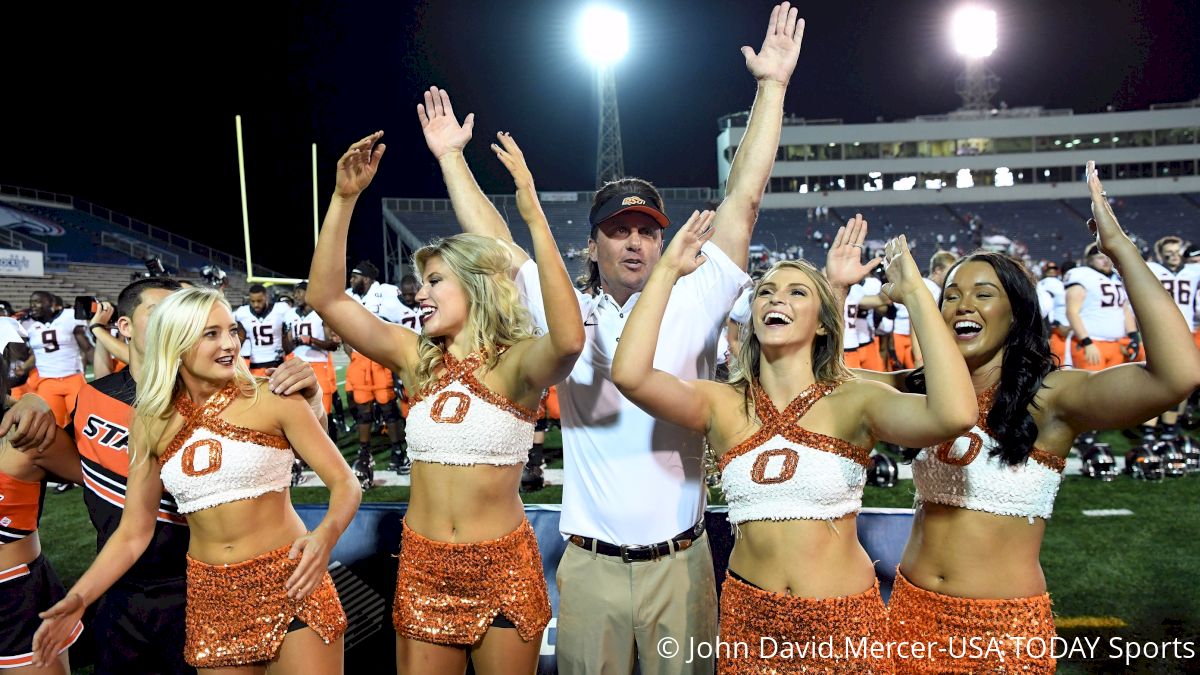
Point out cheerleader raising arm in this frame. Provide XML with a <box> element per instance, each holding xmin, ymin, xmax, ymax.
<box><xmin>854</xmin><ymin>236</ymin><xmax>979</xmax><ymax>448</ymax></box>
<box><xmin>306</xmin><ymin>132</ymin><xmax>419</xmax><ymax>374</ymax></box>
<box><xmin>611</xmin><ymin>210</ymin><xmax>720</xmax><ymax>433</ymax></box>
<box><xmin>489</xmin><ymin>133</ymin><xmax>584</xmax><ymax>388</ymax></box>
<box><xmin>1043</xmin><ymin>162</ymin><xmax>1200</xmax><ymax>431</ymax></box>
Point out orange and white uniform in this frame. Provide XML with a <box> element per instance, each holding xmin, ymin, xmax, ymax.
<box><xmin>842</xmin><ymin>284</ymin><xmax>865</xmax><ymax>369</ymax></box>
<box><xmin>0</xmin><ymin>471</ymin><xmax>84</xmax><ymax>667</ymax></box>
<box><xmin>27</xmin><ymin>310</ymin><xmax>86</xmax><ymax>426</ymax></box>
<box><xmin>1064</xmin><ymin>266</ymin><xmax>1130</xmax><ymax>370</ymax></box>
<box><xmin>284</xmin><ymin>306</ymin><xmax>337</xmax><ymax>413</ymax></box>
<box><xmin>345</xmin><ymin>282</ymin><xmax>412</xmax><ymax>405</ymax></box>
<box><xmin>234</xmin><ymin>302</ymin><xmax>290</xmax><ymax>375</ymax></box>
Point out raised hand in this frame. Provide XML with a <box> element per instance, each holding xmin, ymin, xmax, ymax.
<box><xmin>490</xmin><ymin>132</ymin><xmax>544</xmax><ymax>227</ymax></box>
<box><xmin>880</xmin><ymin>236</ymin><xmax>923</xmax><ymax>303</ymax></box>
<box><xmin>1085</xmin><ymin>160</ymin><xmax>1134</xmax><ymax>257</ymax></box>
<box><xmin>741</xmin><ymin>2</ymin><xmax>805</xmax><ymax>85</ymax></box>
<box><xmin>417</xmin><ymin>86</ymin><xmax>475</xmax><ymax>160</ymax></box>
<box><xmin>825</xmin><ymin>213</ymin><xmax>883</xmax><ymax>288</ymax></box>
<box><xmin>335</xmin><ymin>132</ymin><xmax>386</xmax><ymax>199</ymax></box>
<box><xmin>660</xmin><ymin>210</ymin><xmax>717</xmax><ymax>277</ymax></box>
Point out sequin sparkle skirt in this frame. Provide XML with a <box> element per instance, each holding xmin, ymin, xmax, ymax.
<box><xmin>184</xmin><ymin>543</ymin><xmax>346</xmax><ymax>667</ymax></box>
<box><xmin>393</xmin><ymin>517</ymin><xmax>551</xmax><ymax>646</ymax></box>
<box><xmin>888</xmin><ymin>568</ymin><xmax>1055</xmax><ymax>674</ymax></box>
<box><xmin>717</xmin><ymin>571</ymin><xmax>893</xmax><ymax>674</ymax></box>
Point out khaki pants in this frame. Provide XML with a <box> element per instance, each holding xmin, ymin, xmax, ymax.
<box><xmin>555</xmin><ymin>530</ymin><xmax>718</xmax><ymax>675</ymax></box>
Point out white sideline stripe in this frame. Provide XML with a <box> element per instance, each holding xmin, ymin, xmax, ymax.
<box><xmin>1082</xmin><ymin>509</ymin><xmax>1134</xmax><ymax>517</ymax></box>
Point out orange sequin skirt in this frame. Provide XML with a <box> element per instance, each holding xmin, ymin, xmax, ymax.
<box><xmin>888</xmin><ymin>568</ymin><xmax>1055</xmax><ymax>674</ymax></box>
<box><xmin>717</xmin><ymin>572</ymin><xmax>893</xmax><ymax>674</ymax></box>
<box><xmin>393</xmin><ymin>517</ymin><xmax>551</xmax><ymax>646</ymax></box>
<box><xmin>184</xmin><ymin>544</ymin><xmax>347</xmax><ymax>668</ymax></box>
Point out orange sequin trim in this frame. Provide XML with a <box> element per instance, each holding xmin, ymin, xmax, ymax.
<box><xmin>888</xmin><ymin>568</ymin><xmax>1055</xmax><ymax>674</ymax></box>
<box><xmin>393</xmin><ymin>518</ymin><xmax>551</xmax><ymax>646</ymax></box>
<box><xmin>717</xmin><ymin>572</ymin><xmax>892</xmax><ymax>674</ymax></box>
<box><xmin>410</xmin><ymin>348</ymin><xmax>539</xmax><ymax>423</ymax></box>
<box><xmin>972</xmin><ymin>386</ymin><xmax>1066</xmax><ymax>474</ymax></box>
<box><xmin>184</xmin><ymin>544</ymin><xmax>346</xmax><ymax>668</ymax></box>
<box><xmin>160</xmin><ymin>382</ymin><xmax>290</xmax><ymax>466</ymax></box>
<box><xmin>180</xmin><ymin>439</ymin><xmax>223</xmax><ymax>477</ymax></box>
<box><xmin>719</xmin><ymin>382</ymin><xmax>871</xmax><ymax>472</ymax></box>
<box><xmin>429</xmin><ymin>390</ymin><xmax>471</xmax><ymax>424</ymax></box>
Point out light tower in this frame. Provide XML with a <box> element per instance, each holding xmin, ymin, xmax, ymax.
<box><xmin>578</xmin><ymin>6</ymin><xmax>629</xmax><ymax>187</ymax></box>
<box><xmin>951</xmin><ymin>7</ymin><xmax>999</xmax><ymax>111</ymax></box>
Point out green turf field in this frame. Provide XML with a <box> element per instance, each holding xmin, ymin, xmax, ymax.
<box><xmin>47</xmin><ymin>368</ymin><xmax>1199</xmax><ymax>672</ymax></box>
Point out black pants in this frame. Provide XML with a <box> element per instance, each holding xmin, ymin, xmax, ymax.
<box><xmin>93</xmin><ymin>577</ymin><xmax>195</xmax><ymax>675</ymax></box>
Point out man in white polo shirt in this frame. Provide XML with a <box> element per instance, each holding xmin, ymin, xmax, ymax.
<box><xmin>413</xmin><ymin>4</ymin><xmax>805</xmax><ymax>671</ymax></box>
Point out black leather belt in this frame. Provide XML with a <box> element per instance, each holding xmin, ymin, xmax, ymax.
<box><xmin>568</xmin><ymin>520</ymin><xmax>705</xmax><ymax>563</ymax></box>
<box><xmin>249</xmin><ymin>359</ymin><xmax>283</xmax><ymax>370</ymax></box>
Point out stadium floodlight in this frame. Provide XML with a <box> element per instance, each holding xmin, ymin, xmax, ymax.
<box><xmin>578</xmin><ymin>6</ymin><xmax>629</xmax><ymax>65</ymax></box>
<box><xmin>951</xmin><ymin>7</ymin><xmax>997</xmax><ymax>59</ymax></box>
<box><xmin>951</xmin><ymin>6</ymin><xmax>999</xmax><ymax>110</ymax></box>
<box><xmin>578</xmin><ymin>5</ymin><xmax>629</xmax><ymax>186</ymax></box>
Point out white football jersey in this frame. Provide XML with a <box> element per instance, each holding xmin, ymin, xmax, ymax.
<box><xmin>843</xmin><ymin>284</ymin><xmax>865</xmax><ymax>350</ymax></box>
<box><xmin>1037</xmin><ymin>277</ymin><xmax>1067</xmax><ymax>326</ymax></box>
<box><xmin>347</xmin><ymin>281</ymin><xmax>406</xmax><ymax>324</ymax></box>
<box><xmin>27</xmin><ymin>311</ymin><xmax>84</xmax><ymax>378</ymax></box>
<box><xmin>1063</xmin><ymin>266</ymin><xmax>1128</xmax><ymax>341</ymax></box>
<box><xmin>396</xmin><ymin>303</ymin><xmax>424</xmax><ymax>335</ymax></box>
<box><xmin>892</xmin><ymin>277</ymin><xmax>941</xmax><ymax>336</ymax></box>
<box><xmin>234</xmin><ymin>302</ymin><xmax>290</xmax><ymax>365</ymax></box>
<box><xmin>1146</xmin><ymin>262</ymin><xmax>1200</xmax><ymax>327</ymax></box>
<box><xmin>284</xmin><ymin>307</ymin><xmax>330</xmax><ymax>363</ymax></box>
<box><xmin>855</xmin><ymin>277</ymin><xmax>883</xmax><ymax>345</ymax></box>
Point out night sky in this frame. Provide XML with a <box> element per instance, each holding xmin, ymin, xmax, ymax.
<box><xmin>4</xmin><ymin>0</ymin><xmax>1197</xmax><ymax>277</ymax></box>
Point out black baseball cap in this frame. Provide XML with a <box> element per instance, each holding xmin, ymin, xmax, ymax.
<box><xmin>589</xmin><ymin>192</ymin><xmax>670</xmax><ymax>229</ymax></box>
<box><xmin>1185</xmin><ymin>244</ymin><xmax>1200</xmax><ymax>258</ymax></box>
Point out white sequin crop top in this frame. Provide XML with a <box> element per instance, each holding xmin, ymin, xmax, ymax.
<box><xmin>158</xmin><ymin>383</ymin><xmax>294</xmax><ymax>514</ymax></box>
<box><xmin>719</xmin><ymin>382</ymin><xmax>871</xmax><ymax>526</ymax></box>
<box><xmin>406</xmin><ymin>350</ymin><xmax>538</xmax><ymax>467</ymax></box>
<box><xmin>912</xmin><ymin>387</ymin><xmax>1065</xmax><ymax>521</ymax></box>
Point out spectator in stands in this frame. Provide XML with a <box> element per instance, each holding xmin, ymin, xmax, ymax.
<box><xmin>33</xmin><ymin>285</ymin><xmax>354</xmax><ymax>672</ymax></box>
<box><xmin>858</xmin><ymin>164</ymin><xmax>1200</xmax><ymax>674</ymax></box>
<box><xmin>24</xmin><ymin>291</ymin><xmax>91</xmax><ymax>426</ymax></box>
<box><xmin>308</xmin><ymin>129</ymin><xmax>582</xmax><ymax>674</ymax></box>
<box><xmin>414</xmin><ymin>3</ymin><xmax>805</xmax><ymax>670</ymax></box>
<box><xmin>612</xmin><ymin>223</ymin><xmax>974</xmax><ymax>671</ymax></box>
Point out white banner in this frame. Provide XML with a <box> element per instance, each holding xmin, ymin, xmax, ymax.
<box><xmin>0</xmin><ymin>248</ymin><xmax>44</xmax><ymax>277</ymax></box>
<box><xmin>538</xmin><ymin>192</ymin><xmax>579</xmax><ymax>202</ymax></box>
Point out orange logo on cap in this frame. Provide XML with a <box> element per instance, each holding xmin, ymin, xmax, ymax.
<box><xmin>621</xmin><ymin>196</ymin><xmax>647</xmax><ymax>206</ymax></box>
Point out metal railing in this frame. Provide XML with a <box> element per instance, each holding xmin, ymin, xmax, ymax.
<box><xmin>100</xmin><ymin>232</ymin><xmax>180</xmax><ymax>270</ymax></box>
<box><xmin>384</xmin><ymin>187</ymin><xmax>718</xmax><ymax>214</ymax></box>
<box><xmin>0</xmin><ymin>226</ymin><xmax>49</xmax><ymax>253</ymax></box>
<box><xmin>0</xmin><ymin>184</ymin><xmax>286</xmax><ymax>278</ymax></box>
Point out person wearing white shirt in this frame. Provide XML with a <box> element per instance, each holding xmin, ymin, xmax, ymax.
<box><xmin>26</xmin><ymin>291</ymin><xmax>92</xmax><ymax>426</ymax></box>
<box><xmin>344</xmin><ymin>261</ymin><xmax>410</xmax><ymax>480</ymax></box>
<box><xmin>233</xmin><ymin>284</ymin><xmax>293</xmax><ymax>375</ymax></box>
<box><xmin>412</xmin><ymin>3</ymin><xmax>807</xmax><ymax>669</ymax></box>
<box><xmin>1036</xmin><ymin>262</ymin><xmax>1069</xmax><ymax>365</ymax></box>
<box><xmin>901</xmin><ymin>250</ymin><xmax>957</xmax><ymax>368</ymax></box>
<box><xmin>1145</xmin><ymin>235</ymin><xmax>1200</xmax><ymax>434</ymax></box>
<box><xmin>1064</xmin><ymin>243</ymin><xmax>1138</xmax><ymax>370</ymax></box>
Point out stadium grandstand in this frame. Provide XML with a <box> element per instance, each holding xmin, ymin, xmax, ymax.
<box><xmin>0</xmin><ymin>184</ymin><xmax>289</xmax><ymax>305</ymax></box>
<box><xmin>379</xmin><ymin>99</ymin><xmax>1199</xmax><ymax>278</ymax></box>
